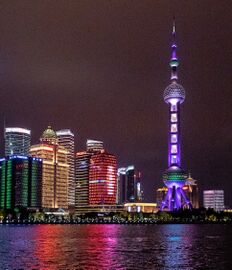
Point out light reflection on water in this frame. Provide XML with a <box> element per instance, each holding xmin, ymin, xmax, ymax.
<box><xmin>0</xmin><ymin>224</ymin><xmax>231</xmax><ymax>269</ymax></box>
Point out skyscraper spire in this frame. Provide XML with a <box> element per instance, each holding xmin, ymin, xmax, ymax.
<box><xmin>170</xmin><ymin>17</ymin><xmax>179</xmax><ymax>81</ymax></box>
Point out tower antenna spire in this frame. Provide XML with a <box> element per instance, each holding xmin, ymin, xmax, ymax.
<box><xmin>170</xmin><ymin>17</ymin><xmax>179</xmax><ymax>82</ymax></box>
<box><xmin>172</xmin><ymin>16</ymin><xmax>176</xmax><ymax>35</ymax></box>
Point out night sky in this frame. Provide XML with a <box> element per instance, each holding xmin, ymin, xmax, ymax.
<box><xmin>0</xmin><ymin>1</ymin><xmax>231</xmax><ymax>205</ymax></box>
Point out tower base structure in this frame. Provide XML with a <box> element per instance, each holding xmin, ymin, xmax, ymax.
<box><xmin>161</xmin><ymin>186</ymin><xmax>192</xmax><ymax>211</ymax></box>
<box><xmin>161</xmin><ymin>166</ymin><xmax>192</xmax><ymax>211</ymax></box>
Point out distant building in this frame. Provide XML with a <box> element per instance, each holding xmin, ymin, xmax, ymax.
<box><xmin>0</xmin><ymin>156</ymin><xmax>42</xmax><ymax>210</ymax></box>
<box><xmin>75</xmin><ymin>140</ymin><xmax>119</xmax><ymax>214</ymax></box>
<box><xmin>89</xmin><ymin>151</ymin><xmax>117</xmax><ymax>205</ymax></box>
<box><xmin>124</xmin><ymin>203</ymin><xmax>158</xmax><ymax>214</ymax></box>
<box><xmin>56</xmin><ymin>129</ymin><xmax>75</xmax><ymax>208</ymax></box>
<box><xmin>126</xmin><ymin>166</ymin><xmax>142</xmax><ymax>203</ymax></box>
<box><xmin>75</xmin><ymin>151</ymin><xmax>92</xmax><ymax>208</ymax></box>
<box><xmin>203</xmin><ymin>190</ymin><xmax>224</xmax><ymax>212</ymax></box>
<box><xmin>117</xmin><ymin>166</ymin><xmax>142</xmax><ymax>204</ymax></box>
<box><xmin>183</xmin><ymin>174</ymin><xmax>199</xmax><ymax>209</ymax></box>
<box><xmin>75</xmin><ymin>139</ymin><xmax>104</xmax><ymax>213</ymax></box>
<box><xmin>29</xmin><ymin>126</ymin><xmax>69</xmax><ymax>209</ymax></box>
<box><xmin>117</xmin><ymin>167</ymin><xmax>127</xmax><ymax>204</ymax></box>
<box><xmin>86</xmin><ymin>139</ymin><xmax>104</xmax><ymax>153</ymax></box>
<box><xmin>5</xmin><ymin>127</ymin><xmax>31</xmax><ymax>156</ymax></box>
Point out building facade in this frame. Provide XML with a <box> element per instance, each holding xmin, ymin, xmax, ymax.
<box><xmin>117</xmin><ymin>166</ymin><xmax>142</xmax><ymax>204</ymax></box>
<box><xmin>89</xmin><ymin>151</ymin><xmax>117</xmax><ymax>205</ymax></box>
<box><xmin>75</xmin><ymin>139</ymin><xmax>105</xmax><ymax>213</ymax></box>
<box><xmin>29</xmin><ymin>126</ymin><xmax>69</xmax><ymax>209</ymax></box>
<box><xmin>75</xmin><ymin>151</ymin><xmax>92</xmax><ymax>208</ymax></box>
<box><xmin>0</xmin><ymin>156</ymin><xmax>42</xmax><ymax>210</ymax></box>
<box><xmin>124</xmin><ymin>203</ymin><xmax>158</xmax><ymax>214</ymax></box>
<box><xmin>56</xmin><ymin>129</ymin><xmax>75</xmax><ymax>208</ymax></box>
<box><xmin>5</xmin><ymin>127</ymin><xmax>31</xmax><ymax>156</ymax></box>
<box><xmin>126</xmin><ymin>166</ymin><xmax>142</xmax><ymax>203</ymax></box>
<box><xmin>203</xmin><ymin>190</ymin><xmax>224</xmax><ymax>212</ymax></box>
<box><xmin>86</xmin><ymin>139</ymin><xmax>104</xmax><ymax>153</ymax></box>
<box><xmin>117</xmin><ymin>167</ymin><xmax>127</xmax><ymax>204</ymax></box>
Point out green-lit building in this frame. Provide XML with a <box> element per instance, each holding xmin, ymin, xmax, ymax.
<box><xmin>0</xmin><ymin>156</ymin><xmax>42</xmax><ymax>210</ymax></box>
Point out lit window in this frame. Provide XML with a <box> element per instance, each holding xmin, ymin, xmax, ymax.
<box><xmin>171</xmin><ymin>104</ymin><xmax>177</xmax><ymax>112</ymax></box>
<box><xmin>171</xmin><ymin>124</ymin><xmax>177</xmax><ymax>133</ymax></box>
<box><xmin>171</xmin><ymin>155</ymin><xmax>177</xmax><ymax>164</ymax></box>
<box><xmin>171</xmin><ymin>145</ymin><xmax>177</xmax><ymax>154</ymax></box>
<box><xmin>171</xmin><ymin>134</ymin><xmax>177</xmax><ymax>143</ymax></box>
<box><xmin>171</xmin><ymin>113</ymin><xmax>177</xmax><ymax>123</ymax></box>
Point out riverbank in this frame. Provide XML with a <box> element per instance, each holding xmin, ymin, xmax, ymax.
<box><xmin>1</xmin><ymin>220</ymin><xmax>231</xmax><ymax>225</ymax></box>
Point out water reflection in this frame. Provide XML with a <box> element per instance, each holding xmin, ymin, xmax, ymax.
<box><xmin>32</xmin><ymin>225</ymin><xmax>123</xmax><ymax>269</ymax></box>
<box><xmin>161</xmin><ymin>225</ymin><xmax>196</xmax><ymax>269</ymax></box>
<box><xmin>0</xmin><ymin>224</ymin><xmax>231</xmax><ymax>269</ymax></box>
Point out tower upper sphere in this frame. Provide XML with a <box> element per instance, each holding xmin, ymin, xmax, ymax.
<box><xmin>163</xmin><ymin>19</ymin><xmax>186</xmax><ymax>104</ymax></box>
<box><xmin>163</xmin><ymin>82</ymin><xmax>185</xmax><ymax>104</ymax></box>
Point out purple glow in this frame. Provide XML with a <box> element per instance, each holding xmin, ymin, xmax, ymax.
<box><xmin>161</xmin><ymin>19</ymin><xmax>191</xmax><ymax>211</ymax></box>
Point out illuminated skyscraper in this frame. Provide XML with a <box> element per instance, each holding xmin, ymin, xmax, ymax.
<box><xmin>117</xmin><ymin>167</ymin><xmax>126</xmax><ymax>204</ymax></box>
<box><xmin>161</xmin><ymin>20</ymin><xmax>191</xmax><ymax>211</ymax></box>
<box><xmin>75</xmin><ymin>139</ymin><xmax>104</xmax><ymax>212</ymax></box>
<box><xmin>86</xmin><ymin>139</ymin><xmax>104</xmax><ymax>153</ymax></box>
<box><xmin>75</xmin><ymin>151</ymin><xmax>92</xmax><ymax>208</ymax></box>
<box><xmin>29</xmin><ymin>126</ymin><xmax>69</xmax><ymax>209</ymax></box>
<box><xmin>0</xmin><ymin>156</ymin><xmax>42</xmax><ymax>210</ymax></box>
<box><xmin>56</xmin><ymin>129</ymin><xmax>75</xmax><ymax>208</ymax></box>
<box><xmin>117</xmin><ymin>166</ymin><xmax>142</xmax><ymax>204</ymax></box>
<box><xmin>126</xmin><ymin>166</ymin><xmax>142</xmax><ymax>203</ymax></box>
<box><xmin>203</xmin><ymin>190</ymin><xmax>224</xmax><ymax>212</ymax></box>
<box><xmin>5</xmin><ymin>127</ymin><xmax>31</xmax><ymax>156</ymax></box>
<box><xmin>89</xmin><ymin>151</ymin><xmax>117</xmax><ymax>205</ymax></box>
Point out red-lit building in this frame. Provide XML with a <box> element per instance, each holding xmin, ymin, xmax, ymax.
<box><xmin>89</xmin><ymin>151</ymin><xmax>117</xmax><ymax>205</ymax></box>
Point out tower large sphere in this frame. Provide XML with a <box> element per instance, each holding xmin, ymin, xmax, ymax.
<box><xmin>163</xmin><ymin>82</ymin><xmax>185</xmax><ymax>104</ymax></box>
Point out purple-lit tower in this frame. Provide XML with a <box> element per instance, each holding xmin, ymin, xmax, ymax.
<box><xmin>161</xmin><ymin>20</ymin><xmax>191</xmax><ymax>211</ymax></box>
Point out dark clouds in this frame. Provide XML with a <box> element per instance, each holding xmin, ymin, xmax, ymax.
<box><xmin>0</xmin><ymin>1</ymin><xmax>231</xmax><ymax>205</ymax></box>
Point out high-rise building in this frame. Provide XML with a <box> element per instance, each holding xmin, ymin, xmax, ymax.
<box><xmin>161</xmin><ymin>20</ymin><xmax>191</xmax><ymax>211</ymax></box>
<box><xmin>86</xmin><ymin>139</ymin><xmax>104</xmax><ymax>153</ymax></box>
<box><xmin>0</xmin><ymin>156</ymin><xmax>42</xmax><ymax>210</ymax></box>
<box><xmin>126</xmin><ymin>166</ymin><xmax>139</xmax><ymax>202</ymax></box>
<box><xmin>29</xmin><ymin>126</ymin><xmax>69</xmax><ymax>209</ymax></box>
<box><xmin>56</xmin><ymin>129</ymin><xmax>75</xmax><ymax>208</ymax></box>
<box><xmin>117</xmin><ymin>167</ymin><xmax>126</xmax><ymax>204</ymax></box>
<box><xmin>183</xmin><ymin>174</ymin><xmax>199</xmax><ymax>209</ymax></box>
<box><xmin>75</xmin><ymin>139</ymin><xmax>104</xmax><ymax>212</ymax></box>
<box><xmin>5</xmin><ymin>127</ymin><xmax>31</xmax><ymax>156</ymax></box>
<box><xmin>117</xmin><ymin>166</ymin><xmax>142</xmax><ymax>204</ymax></box>
<box><xmin>203</xmin><ymin>190</ymin><xmax>224</xmax><ymax>212</ymax></box>
<box><xmin>89</xmin><ymin>151</ymin><xmax>117</xmax><ymax>205</ymax></box>
<box><xmin>75</xmin><ymin>151</ymin><xmax>92</xmax><ymax>208</ymax></box>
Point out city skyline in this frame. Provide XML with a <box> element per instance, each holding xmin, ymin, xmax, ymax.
<box><xmin>0</xmin><ymin>1</ymin><xmax>231</xmax><ymax>205</ymax></box>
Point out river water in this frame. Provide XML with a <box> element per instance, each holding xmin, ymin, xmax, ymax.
<box><xmin>0</xmin><ymin>224</ymin><xmax>231</xmax><ymax>269</ymax></box>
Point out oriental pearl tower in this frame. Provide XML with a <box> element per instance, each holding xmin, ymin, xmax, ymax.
<box><xmin>161</xmin><ymin>20</ymin><xmax>191</xmax><ymax>211</ymax></box>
